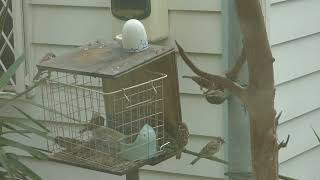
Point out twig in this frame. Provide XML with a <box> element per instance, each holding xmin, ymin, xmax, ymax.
<box><xmin>275</xmin><ymin>111</ymin><xmax>283</xmax><ymax>126</ymax></box>
<box><xmin>182</xmin><ymin>149</ymin><xmax>228</xmax><ymax>165</ymax></box>
<box><xmin>226</xmin><ymin>43</ymin><xmax>247</xmax><ymax>81</ymax></box>
<box><xmin>311</xmin><ymin>126</ymin><xmax>320</xmax><ymax>143</ymax></box>
<box><xmin>279</xmin><ymin>174</ymin><xmax>298</xmax><ymax>180</ymax></box>
<box><xmin>278</xmin><ymin>135</ymin><xmax>290</xmax><ymax>150</ymax></box>
<box><xmin>175</xmin><ymin>41</ymin><xmax>246</xmax><ymax>101</ymax></box>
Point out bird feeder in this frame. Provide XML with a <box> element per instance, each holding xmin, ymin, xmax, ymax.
<box><xmin>111</xmin><ymin>0</ymin><xmax>169</xmax><ymax>42</ymax></box>
<box><xmin>36</xmin><ymin>41</ymin><xmax>182</xmax><ymax>178</ymax></box>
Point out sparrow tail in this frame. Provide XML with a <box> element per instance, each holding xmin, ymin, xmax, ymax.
<box><xmin>176</xmin><ymin>150</ymin><xmax>182</xmax><ymax>159</ymax></box>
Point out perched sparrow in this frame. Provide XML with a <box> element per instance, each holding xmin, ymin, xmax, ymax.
<box><xmin>176</xmin><ymin>122</ymin><xmax>190</xmax><ymax>159</ymax></box>
<box><xmin>79</xmin><ymin>112</ymin><xmax>105</xmax><ymax>134</ymax></box>
<box><xmin>190</xmin><ymin>136</ymin><xmax>225</xmax><ymax>165</ymax></box>
<box><xmin>204</xmin><ymin>89</ymin><xmax>228</xmax><ymax>105</ymax></box>
<box><xmin>91</xmin><ymin>126</ymin><xmax>127</xmax><ymax>142</ymax></box>
<box><xmin>40</xmin><ymin>52</ymin><xmax>56</xmax><ymax>63</ymax></box>
<box><xmin>183</xmin><ymin>75</ymin><xmax>213</xmax><ymax>91</ymax></box>
<box><xmin>54</xmin><ymin>136</ymin><xmax>82</xmax><ymax>151</ymax></box>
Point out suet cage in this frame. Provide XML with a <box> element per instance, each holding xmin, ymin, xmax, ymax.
<box><xmin>36</xmin><ymin>41</ymin><xmax>182</xmax><ymax>175</ymax></box>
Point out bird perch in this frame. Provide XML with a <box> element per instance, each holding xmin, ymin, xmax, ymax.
<box><xmin>176</xmin><ymin>0</ymin><xmax>279</xmax><ymax>179</ymax></box>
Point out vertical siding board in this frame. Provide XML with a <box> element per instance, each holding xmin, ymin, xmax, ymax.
<box><xmin>279</xmin><ymin>146</ymin><xmax>320</xmax><ymax>180</ymax></box>
<box><xmin>31</xmin><ymin>5</ymin><xmax>112</xmax><ymax>45</ymax></box>
<box><xmin>270</xmin><ymin>0</ymin><xmax>320</xmax><ymax>45</ymax></box>
<box><xmin>270</xmin><ymin>0</ymin><xmax>320</xmax><ymax>179</ymax></box>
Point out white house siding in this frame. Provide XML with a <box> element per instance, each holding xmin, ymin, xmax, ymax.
<box><xmin>269</xmin><ymin>0</ymin><xmax>320</xmax><ymax>179</ymax></box>
<box><xmin>13</xmin><ymin>0</ymin><xmax>226</xmax><ymax>179</ymax></box>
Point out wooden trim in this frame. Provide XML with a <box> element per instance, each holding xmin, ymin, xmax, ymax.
<box><xmin>30</xmin><ymin>0</ymin><xmax>111</xmax><ymax>8</ymax></box>
<box><xmin>169</xmin><ymin>0</ymin><xmax>221</xmax><ymax>12</ymax></box>
<box><xmin>29</xmin><ymin>0</ymin><xmax>221</xmax><ymax>12</ymax></box>
<box><xmin>12</xmin><ymin>0</ymin><xmax>25</xmax><ymax>92</ymax></box>
<box><xmin>270</xmin><ymin>0</ymin><xmax>287</xmax><ymax>5</ymax></box>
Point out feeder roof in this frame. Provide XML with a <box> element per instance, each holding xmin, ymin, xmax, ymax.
<box><xmin>37</xmin><ymin>41</ymin><xmax>174</xmax><ymax>79</ymax></box>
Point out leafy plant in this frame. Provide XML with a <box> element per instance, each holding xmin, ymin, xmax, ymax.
<box><xmin>0</xmin><ymin>56</ymin><xmax>49</xmax><ymax>180</ymax></box>
<box><xmin>0</xmin><ymin>1</ymin><xmax>49</xmax><ymax>179</ymax></box>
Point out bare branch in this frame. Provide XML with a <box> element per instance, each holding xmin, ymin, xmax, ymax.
<box><xmin>278</xmin><ymin>135</ymin><xmax>290</xmax><ymax>150</ymax></box>
<box><xmin>226</xmin><ymin>43</ymin><xmax>247</xmax><ymax>81</ymax></box>
<box><xmin>275</xmin><ymin>111</ymin><xmax>283</xmax><ymax>127</ymax></box>
<box><xmin>176</xmin><ymin>41</ymin><xmax>246</xmax><ymax>100</ymax></box>
<box><xmin>182</xmin><ymin>149</ymin><xmax>228</xmax><ymax>165</ymax></box>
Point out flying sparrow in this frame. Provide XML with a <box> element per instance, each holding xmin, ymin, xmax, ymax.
<box><xmin>190</xmin><ymin>136</ymin><xmax>225</xmax><ymax>165</ymax></box>
<box><xmin>204</xmin><ymin>89</ymin><xmax>228</xmax><ymax>105</ymax></box>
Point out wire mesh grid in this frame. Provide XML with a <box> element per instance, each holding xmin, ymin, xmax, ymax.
<box><xmin>39</xmin><ymin>71</ymin><xmax>167</xmax><ymax>171</ymax></box>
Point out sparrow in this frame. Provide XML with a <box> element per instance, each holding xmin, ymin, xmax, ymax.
<box><xmin>79</xmin><ymin>112</ymin><xmax>105</xmax><ymax>134</ymax></box>
<box><xmin>204</xmin><ymin>89</ymin><xmax>228</xmax><ymax>105</ymax></box>
<box><xmin>190</xmin><ymin>136</ymin><xmax>225</xmax><ymax>165</ymax></box>
<box><xmin>54</xmin><ymin>136</ymin><xmax>82</xmax><ymax>151</ymax></box>
<box><xmin>183</xmin><ymin>75</ymin><xmax>213</xmax><ymax>92</ymax></box>
<box><xmin>91</xmin><ymin>126</ymin><xmax>127</xmax><ymax>142</ymax></box>
<box><xmin>40</xmin><ymin>52</ymin><xmax>56</xmax><ymax>63</ymax></box>
<box><xmin>176</xmin><ymin>122</ymin><xmax>190</xmax><ymax>159</ymax></box>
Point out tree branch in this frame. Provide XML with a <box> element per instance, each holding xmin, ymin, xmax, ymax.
<box><xmin>278</xmin><ymin>135</ymin><xmax>290</xmax><ymax>150</ymax></box>
<box><xmin>176</xmin><ymin>41</ymin><xmax>246</xmax><ymax>101</ymax></box>
<box><xmin>275</xmin><ymin>111</ymin><xmax>283</xmax><ymax>127</ymax></box>
<box><xmin>182</xmin><ymin>149</ymin><xmax>228</xmax><ymax>165</ymax></box>
<box><xmin>226</xmin><ymin>42</ymin><xmax>247</xmax><ymax>81</ymax></box>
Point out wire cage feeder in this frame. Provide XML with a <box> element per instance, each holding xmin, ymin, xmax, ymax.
<box><xmin>36</xmin><ymin>41</ymin><xmax>182</xmax><ymax>175</ymax></box>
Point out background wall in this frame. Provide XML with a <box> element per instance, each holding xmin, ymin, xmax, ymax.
<box><xmin>10</xmin><ymin>0</ymin><xmax>320</xmax><ymax>179</ymax></box>
<box><xmin>14</xmin><ymin>0</ymin><xmax>227</xmax><ymax>179</ymax></box>
<box><xmin>269</xmin><ymin>0</ymin><xmax>320</xmax><ymax>179</ymax></box>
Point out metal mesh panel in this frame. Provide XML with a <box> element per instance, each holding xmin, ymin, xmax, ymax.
<box><xmin>39</xmin><ymin>71</ymin><xmax>167</xmax><ymax>171</ymax></box>
<box><xmin>0</xmin><ymin>0</ymin><xmax>15</xmax><ymax>87</ymax></box>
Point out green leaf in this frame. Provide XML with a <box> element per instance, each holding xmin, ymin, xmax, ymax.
<box><xmin>0</xmin><ymin>122</ymin><xmax>31</xmax><ymax>139</ymax></box>
<box><xmin>0</xmin><ymin>117</ymin><xmax>48</xmax><ymax>139</ymax></box>
<box><xmin>0</xmin><ymin>78</ymin><xmax>46</xmax><ymax>110</ymax></box>
<box><xmin>0</xmin><ymin>55</ymin><xmax>25</xmax><ymax>89</ymax></box>
<box><xmin>12</xmin><ymin>106</ymin><xmax>49</xmax><ymax>132</ymax></box>
<box><xmin>0</xmin><ymin>148</ymin><xmax>15</xmax><ymax>179</ymax></box>
<box><xmin>0</xmin><ymin>97</ymin><xmax>81</xmax><ymax>123</ymax></box>
<box><xmin>1</xmin><ymin>130</ymin><xmax>32</xmax><ymax>136</ymax></box>
<box><xmin>0</xmin><ymin>137</ymin><xmax>47</xmax><ymax>160</ymax></box>
<box><xmin>6</xmin><ymin>153</ymin><xmax>42</xmax><ymax>180</ymax></box>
